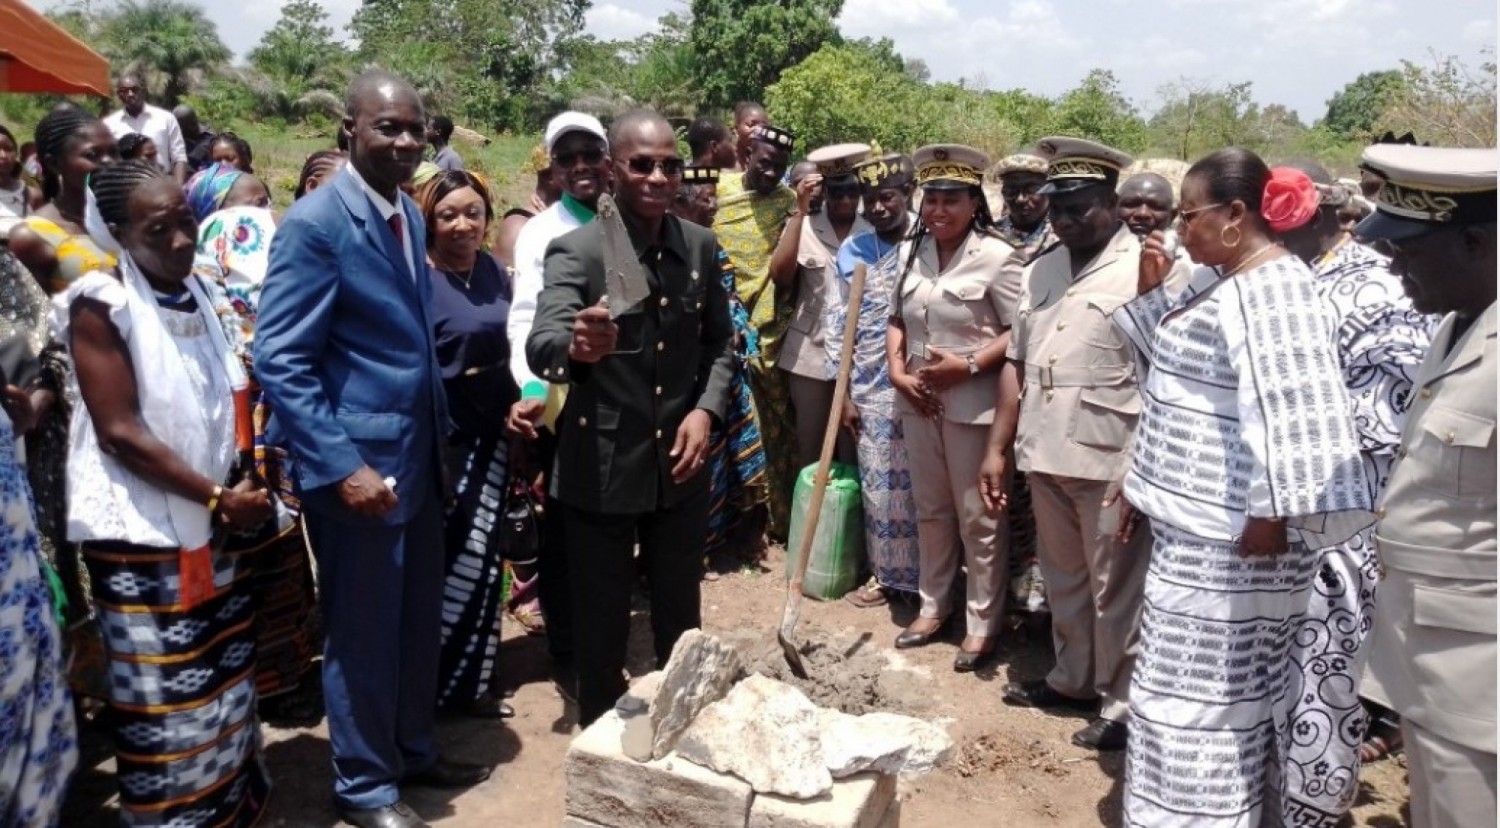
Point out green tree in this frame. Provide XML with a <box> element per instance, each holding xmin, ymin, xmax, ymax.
<box><xmin>1147</xmin><ymin>79</ymin><xmax>1263</xmax><ymax>160</ymax></box>
<box><xmin>1049</xmin><ymin>69</ymin><xmax>1147</xmax><ymax>153</ymax></box>
<box><xmin>689</xmin><ymin>0</ymin><xmax>844</xmax><ymax>111</ymax></box>
<box><xmin>242</xmin><ymin>0</ymin><xmax>349</xmax><ymax>122</ymax></box>
<box><xmin>350</xmin><ymin>0</ymin><xmax>588</xmax><ymax>130</ymax></box>
<box><xmin>104</xmin><ymin>0</ymin><xmax>231</xmax><ymax>106</ymax></box>
<box><xmin>1376</xmin><ymin>51</ymin><xmax>1496</xmax><ymax>147</ymax></box>
<box><xmin>765</xmin><ymin>42</ymin><xmax>930</xmax><ymax>153</ymax></box>
<box><xmin>1322</xmin><ymin>70</ymin><xmax>1404</xmax><ymax>140</ymax></box>
<box><xmin>557</xmin><ymin>14</ymin><xmax>698</xmax><ymax>122</ymax></box>
<box><xmin>249</xmin><ymin>0</ymin><xmax>346</xmax><ymax>83</ymax></box>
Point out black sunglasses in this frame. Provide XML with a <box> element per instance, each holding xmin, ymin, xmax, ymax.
<box><xmin>626</xmin><ymin>157</ymin><xmax>685</xmax><ymax>177</ymax></box>
<box><xmin>553</xmin><ymin>148</ymin><xmax>605</xmax><ymax>168</ymax></box>
<box><xmin>1048</xmin><ymin>200</ymin><xmax>1098</xmax><ymax>222</ymax></box>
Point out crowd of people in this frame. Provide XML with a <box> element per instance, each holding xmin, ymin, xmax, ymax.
<box><xmin>0</xmin><ymin>66</ymin><xmax>1493</xmax><ymax>828</ymax></box>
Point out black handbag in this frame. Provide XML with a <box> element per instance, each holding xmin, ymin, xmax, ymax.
<box><xmin>500</xmin><ymin>472</ymin><xmax>542</xmax><ymax>565</ymax></box>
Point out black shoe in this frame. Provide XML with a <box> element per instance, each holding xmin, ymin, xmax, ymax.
<box><xmin>339</xmin><ymin>802</ymin><xmax>430</xmax><ymax>828</ymax></box>
<box><xmin>1071</xmin><ymin>717</ymin><xmax>1128</xmax><ymax>751</ymax></box>
<box><xmin>895</xmin><ymin>620</ymin><xmax>947</xmax><ymax>649</ymax></box>
<box><xmin>953</xmin><ymin>645</ymin><xmax>997</xmax><ymax>673</ymax></box>
<box><xmin>1002</xmin><ymin>679</ymin><xmax>1097</xmax><ymax>712</ymax></box>
<box><xmin>402</xmin><ymin>757</ymin><xmax>491</xmax><ymax>789</ymax></box>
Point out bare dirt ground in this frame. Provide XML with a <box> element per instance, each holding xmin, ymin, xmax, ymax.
<box><xmin>63</xmin><ymin>543</ymin><xmax>1411</xmax><ymax>827</ymax></box>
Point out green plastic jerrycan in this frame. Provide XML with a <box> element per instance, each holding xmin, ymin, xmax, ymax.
<box><xmin>785</xmin><ymin>461</ymin><xmax>865</xmax><ymax>601</ymax></box>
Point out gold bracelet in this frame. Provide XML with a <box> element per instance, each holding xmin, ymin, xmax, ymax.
<box><xmin>206</xmin><ymin>484</ymin><xmax>224</xmax><ymax>514</ymax></box>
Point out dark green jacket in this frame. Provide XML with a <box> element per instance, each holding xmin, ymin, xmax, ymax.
<box><xmin>526</xmin><ymin>214</ymin><xmax>735</xmax><ymax>514</ymax></box>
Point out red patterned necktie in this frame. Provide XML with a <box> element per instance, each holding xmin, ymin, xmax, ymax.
<box><xmin>388</xmin><ymin>213</ymin><xmax>403</xmax><ymax>241</ymax></box>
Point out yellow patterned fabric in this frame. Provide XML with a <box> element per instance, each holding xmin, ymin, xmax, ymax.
<box><xmin>21</xmin><ymin>216</ymin><xmax>116</xmax><ymax>293</ymax></box>
<box><xmin>712</xmin><ymin>171</ymin><xmax>798</xmax><ymax>540</ymax></box>
<box><xmin>712</xmin><ymin>172</ymin><xmax>796</xmax><ymax>368</ymax></box>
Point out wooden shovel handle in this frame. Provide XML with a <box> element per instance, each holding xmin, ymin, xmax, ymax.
<box><xmin>788</xmin><ymin>262</ymin><xmax>867</xmax><ymax>593</ymax></box>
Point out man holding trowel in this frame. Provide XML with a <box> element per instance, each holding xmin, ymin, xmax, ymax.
<box><xmin>527</xmin><ymin>110</ymin><xmax>737</xmax><ymax>726</ymax></box>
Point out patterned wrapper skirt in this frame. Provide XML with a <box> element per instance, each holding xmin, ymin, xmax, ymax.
<box><xmin>228</xmin><ymin>518</ymin><xmax>316</xmax><ymax>700</ymax></box>
<box><xmin>82</xmin><ymin>541</ymin><xmax>270</xmax><ymax>827</ymax></box>
<box><xmin>436</xmin><ymin>436</ymin><xmax>510</xmax><ymax>708</ymax></box>
<box><xmin>1281</xmin><ymin>530</ymin><xmax>1382</xmax><ymax>827</ymax></box>
<box><xmin>706</xmin><ymin>360</ymin><xmax>768</xmax><ymax>553</ymax></box>
<box><xmin>1125</xmin><ymin>522</ymin><xmax>1318</xmax><ymax>828</ymax></box>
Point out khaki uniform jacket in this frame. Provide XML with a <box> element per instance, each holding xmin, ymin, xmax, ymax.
<box><xmin>778</xmin><ymin>211</ymin><xmax>868</xmax><ymax>379</ymax></box>
<box><xmin>526</xmin><ymin>215</ymin><xmax>735</xmax><ymax>515</ymax></box>
<box><xmin>1368</xmin><ymin>302</ymin><xmax>1497</xmax><ymax>754</ymax></box>
<box><xmin>893</xmin><ymin>230</ymin><xmax>1017</xmax><ymax>425</ymax></box>
<box><xmin>1008</xmin><ymin>223</ymin><xmax>1188</xmax><ymax>482</ymax></box>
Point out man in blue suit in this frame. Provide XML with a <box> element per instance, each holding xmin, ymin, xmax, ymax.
<box><xmin>256</xmin><ymin>70</ymin><xmax>490</xmax><ymax>828</ymax></box>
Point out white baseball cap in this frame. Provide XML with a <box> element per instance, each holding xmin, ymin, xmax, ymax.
<box><xmin>544</xmin><ymin>112</ymin><xmax>608</xmax><ymax>155</ymax></box>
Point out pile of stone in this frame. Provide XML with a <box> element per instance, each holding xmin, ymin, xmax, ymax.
<box><xmin>564</xmin><ymin>630</ymin><xmax>953</xmax><ymax>828</ymax></box>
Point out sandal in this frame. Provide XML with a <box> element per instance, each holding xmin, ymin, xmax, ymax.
<box><xmin>506</xmin><ymin>573</ymin><xmax>547</xmax><ymax>636</ymax></box>
<box><xmin>1359</xmin><ymin>714</ymin><xmax>1404</xmax><ymax>764</ymax></box>
<box><xmin>844</xmin><ymin>580</ymin><xmax>888</xmax><ymax>608</ymax></box>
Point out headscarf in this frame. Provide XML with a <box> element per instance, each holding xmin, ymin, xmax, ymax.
<box><xmin>75</xmin><ymin>179</ymin><xmax>246</xmax><ymax>552</ymax></box>
<box><xmin>411</xmin><ymin>162</ymin><xmax>442</xmax><ymax>189</ymax></box>
<box><xmin>522</xmin><ymin>143</ymin><xmax>550</xmax><ymax>175</ymax></box>
<box><xmin>184</xmin><ymin>162</ymin><xmax>244</xmax><ymax>222</ymax></box>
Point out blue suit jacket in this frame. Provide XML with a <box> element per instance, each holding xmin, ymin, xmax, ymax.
<box><xmin>256</xmin><ymin>169</ymin><xmax>447</xmax><ymax>525</ymax></box>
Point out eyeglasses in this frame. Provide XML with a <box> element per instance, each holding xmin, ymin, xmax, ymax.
<box><xmin>552</xmin><ymin>148</ymin><xmax>605</xmax><ymax>168</ymax></box>
<box><xmin>625</xmin><ymin>157</ymin><xmax>685</xmax><ymax>177</ymax></box>
<box><xmin>1177</xmin><ymin>203</ymin><xmax>1225</xmax><ymax>226</ymax></box>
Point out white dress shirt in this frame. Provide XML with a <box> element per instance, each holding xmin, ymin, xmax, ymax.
<box><xmin>103</xmin><ymin>104</ymin><xmax>187</xmax><ymax>172</ymax></box>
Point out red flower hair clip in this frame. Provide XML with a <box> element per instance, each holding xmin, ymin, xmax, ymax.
<box><xmin>1263</xmin><ymin>168</ymin><xmax>1320</xmax><ymax>233</ymax></box>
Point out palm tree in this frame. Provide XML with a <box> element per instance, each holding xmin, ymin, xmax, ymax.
<box><xmin>105</xmin><ymin>0</ymin><xmax>231</xmax><ymax>107</ymax></box>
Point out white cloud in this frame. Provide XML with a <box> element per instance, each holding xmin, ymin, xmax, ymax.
<box><xmin>1462</xmin><ymin>18</ymin><xmax>1496</xmax><ymax>45</ymax></box>
<box><xmin>585</xmin><ymin>2</ymin><xmax>659</xmax><ymax>41</ymax></box>
<box><xmin>837</xmin><ymin>0</ymin><xmax>960</xmax><ymax>36</ymax></box>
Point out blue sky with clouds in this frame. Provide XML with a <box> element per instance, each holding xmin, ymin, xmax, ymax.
<box><xmin>36</xmin><ymin>0</ymin><xmax>1496</xmax><ymax>122</ymax></box>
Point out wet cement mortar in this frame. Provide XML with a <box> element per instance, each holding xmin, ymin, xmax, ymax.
<box><xmin>718</xmin><ymin>625</ymin><xmax>934</xmax><ymax>716</ymax></box>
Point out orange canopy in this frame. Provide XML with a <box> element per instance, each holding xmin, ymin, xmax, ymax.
<box><xmin>0</xmin><ymin>0</ymin><xmax>110</xmax><ymax>97</ymax></box>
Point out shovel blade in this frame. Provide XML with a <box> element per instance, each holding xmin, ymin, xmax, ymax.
<box><xmin>778</xmin><ymin>590</ymin><xmax>809</xmax><ymax>679</ymax></box>
<box><xmin>778</xmin><ymin>631</ymin><xmax>809</xmax><ymax>680</ymax></box>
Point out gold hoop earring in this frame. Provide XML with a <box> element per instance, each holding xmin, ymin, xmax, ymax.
<box><xmin>1220</xmin><ymin>223</ymin><xmax>1242</xmax><ymax>248</ymax></box>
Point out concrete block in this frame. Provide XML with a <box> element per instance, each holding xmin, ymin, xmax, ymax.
<box><xmin>746</xmin><ymin>773</ymin><xmax>896</xmax><ymax>828</ymax></box>
<box><xmin>566</xmin><ymin>707</ymin><xmax>753</xmax><ymax>828</ymax></box>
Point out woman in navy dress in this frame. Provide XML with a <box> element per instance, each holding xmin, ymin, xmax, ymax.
<box><xmin>417</xmin><ymin>170</ymin><xmax>543</xmax><ymax>717</ymax></box>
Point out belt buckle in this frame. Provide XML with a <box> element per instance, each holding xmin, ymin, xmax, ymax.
<box><xmin>1039</xmin><ymin>366</ymin><xmax>1054</xmax><ymax>389</ymax></box>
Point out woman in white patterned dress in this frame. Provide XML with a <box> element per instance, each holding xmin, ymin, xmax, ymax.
<box><xmin>1112</xmin><ymin>148</ymin><xmax>1374</xmax><ymax>828</ymax></box>
<box><xmin>1272</xmin><ymin>162</ymin><xmax>1433</xmax><ymax>825</ymax></box>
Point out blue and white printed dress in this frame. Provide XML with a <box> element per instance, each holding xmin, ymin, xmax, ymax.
<box><xmin>0</xmin><ymin>409</ymin><xmax>78</xmax><ymax>827</ymax></box>
<box><xmin>827</xmin><ymin>226</ymin><xmax>920</xmax><ymax>593</ymax></box>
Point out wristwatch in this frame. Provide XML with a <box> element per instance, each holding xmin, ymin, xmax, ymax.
<box><xmin>966</xmin><ymin>354</ymin><xmax>980</xmax><ymax>375</ymax></box>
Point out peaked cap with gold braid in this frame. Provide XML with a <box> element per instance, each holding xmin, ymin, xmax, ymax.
<box><xmin>1355</xmin><ymin>144</ymin><xmax>1497</xmax><ymax>241</ymax></box>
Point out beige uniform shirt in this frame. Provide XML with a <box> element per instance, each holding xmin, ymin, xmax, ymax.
<box><xmin>1368</xmin><ymin>302</ymin><xmax>1496</xmax><ymax>754</ymax></box>
<box><xmin>894</xmin><ymin>231</ymin><xmax>1017</xmax><ymax>425</ymax></box>
<box><xmin>1008</xmin><ymin>224</ymin><xmax>1188</xmax><ymax>482</ymax></box>
<box><xmin>778</xmin><ymin>211</ymin><xmax>868</xmax><ymax>378</ymax></box>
